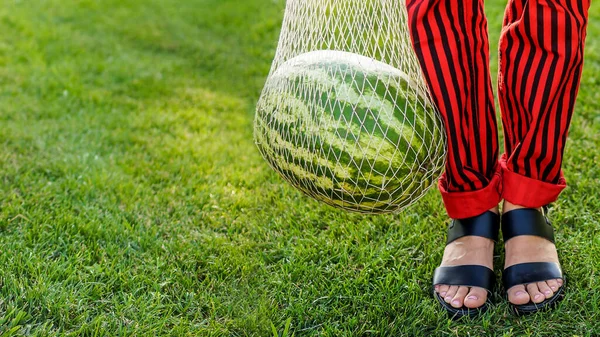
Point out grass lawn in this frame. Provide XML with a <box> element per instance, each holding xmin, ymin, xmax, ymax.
<box><xmin>0</xmin><ymin>0</ymin><xmax>599</xmax><ymax>335</ymax></box>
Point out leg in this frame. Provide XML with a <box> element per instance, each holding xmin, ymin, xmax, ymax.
<box><xmin>406</xmin><ymin>0</ymin><xmax>501</xmax><ymax>310</ymax></box>
<box><xmin>498</xmin><ymin>0</ymin><xmax>590</xmax><ymax>306</ymax></box>
<box><xmin>498</xmin><ymin>0</ymin><xmax>590</xmax><ymax>205</ymax></box>
<box><xmin>407</xmin><ymin>0</ymin><xmax>501</xmax><ymax>220</ymax></box>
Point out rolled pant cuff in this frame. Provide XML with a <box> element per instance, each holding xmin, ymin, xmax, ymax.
<box><xmin>500</xmin><ymin>155</ymin><xmax>566</xmax><ymax>208</ymax></box>
<box><xmin>439</xmin><ymin>166</ymin><xmax>503</xmax><ymax>219</ymax></box>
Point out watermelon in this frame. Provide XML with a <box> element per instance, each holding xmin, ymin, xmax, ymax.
<box><xmin>254</xmin><ymin>50</ymin><xmax>446</xmax><ymax>213</ymax></box>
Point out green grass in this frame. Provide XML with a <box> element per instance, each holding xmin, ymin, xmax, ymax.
<box><xmin>0</xmin><ymin>0</ymin><xmax>598</xmax><ymax>335</ymax></box>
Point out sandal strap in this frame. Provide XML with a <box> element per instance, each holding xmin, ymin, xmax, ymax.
<box><xmin>501</xmin><ymin>209</ymin><xmax>554</xmax><ymax>243</ymax></box>
<box><xmin>446</xmin><ymin>211</ymin><xmax>500</xmax><ymax>245</ymax></box>
<box><xmin>433</xmin><ymin>265</ymin><xmax>495</xmax><ymax>292</ymax></box>
<box><xmin>503</xmin><ymin>262</ymin><xmax>563</xmax><ymax>289</ymax></box>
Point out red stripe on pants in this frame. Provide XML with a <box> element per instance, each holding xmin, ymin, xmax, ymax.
<box><xmin>406</xmin><ymin>0</ymin><xmax>590</xmax><ymax>219</ymax></box>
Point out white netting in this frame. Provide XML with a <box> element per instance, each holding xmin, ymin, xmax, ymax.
<box><xmin>254</xmin><ymin>0</ymin><xmax>447</xmax><ymax>214</ymax></box>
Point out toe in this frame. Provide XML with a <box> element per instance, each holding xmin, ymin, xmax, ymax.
<box><xmin>464</xmin><ymin>287</ymin><xmax>487</xmax><ymax>309</ymax></box>
<box><xmin>438</xmin><ymin>285</ymin><xmax>450</xmax><ymax>297</ymax></box>
<box><xmin>508</xmin><ymin>284</ymin><xmax>530</xmax><ymax>305</ymax></box>
<box><xmin>546</xmin><ymin>279</ymin><xmax>559</xmax><ymax>292</ymax></box>
<box><xmin>527</xmin><ymin>283</ymin><xmax>545</xmax><ymax>303</ymax></box>
<box><xmin>451</xmin><ymin>286</ymin><xmax>469</xmax><ymax>308</ymax></box>
<box><xmin>557</xmin><ymin>278</ymin><xmax>564</xmax><ymax>287</ymax></box>
<box><xmin>537</xmin><ymin>281</ymin><xmax>553</xmax><ymax>299</ymax></box>
<box><xmin>444</xmin><ymin>286</ymin><xmax>458</xmax><ymax>303</ymax></box>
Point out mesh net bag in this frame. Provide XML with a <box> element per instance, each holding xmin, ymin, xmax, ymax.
<box><xmin>254</xmin><ymin>0</ymin><xmax>447</xmax><ymax>214</ymax></box>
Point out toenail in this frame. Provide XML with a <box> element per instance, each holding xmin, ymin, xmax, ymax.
<box><xmin>551</xmin><ymin>286</ymin><xmax>557</xmax><ymax>290</ymax></box>
<box><xmin>545</xmin><ymin>290</ymin><xmax>551</xmax><ymax>295</ymax></box>
<box><xmin>445</xmin><ymin>297</ymin><xmax>451</xmax><ymax>302</ymax></box>
<box><xmin>440</xmin><ymin>292</ymin><xmax>446</xmax><ymax>297</ymax></box>
<box><xmin>452</xmin><ymin>300</ymin><xmax>460</xmax><ymax>306</ymax></box>
<box><xmin>467</xmin><ymin>296</ymin><xmax>478</xmax><ymax>300</ymax></box>
<box><xmin>534</xmin><ymin>294</ymin><xmax>542</xmax><ymax>300</ymax></box>
<box><xmin>516</xmin><ymin>291</ymin><xmax>526</xmax><ymax>296</ymax></box>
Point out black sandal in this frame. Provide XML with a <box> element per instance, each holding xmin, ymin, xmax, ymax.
<box><xmin>433</xmin><ymin>211</ymin><xmax>500</xmax><ymax>318</ymax></box>
<box><xmin>501</xmin><ymin>208</ymin><xmax>565</xmax><ymax>315</ymax></box>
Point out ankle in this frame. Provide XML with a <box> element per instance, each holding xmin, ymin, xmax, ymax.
<box><xmin>502</xmin><ymin>201</ymin><xmax>542</xmax><ymax>213</ymax></box>
<box><xmin>489</xmin><ymin>205</ymin><xmax>500</xmax><ymax>215</ymax></box>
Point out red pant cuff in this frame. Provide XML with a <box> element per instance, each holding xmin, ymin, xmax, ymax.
<box><xmin>500</xmin><ymin>155</ymin><xmax>566</xmax><ymax>208</ymax></box>
<box><xmin>439</xmin><ymin>166</ymin><xmax>503</xmax><ymax>219</ymax></box>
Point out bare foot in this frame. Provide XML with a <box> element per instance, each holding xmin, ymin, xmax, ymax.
<box><xmin>503</xmin><ymin>201</ymin><xmax>563</xmax><ymax>305</ymax></box>
<box><xmin>434</xmin><ymin>207</ymin><xmax>498</xmax><ymax>309</ymax></box>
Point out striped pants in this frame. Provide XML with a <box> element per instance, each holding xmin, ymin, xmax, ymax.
<box><xmin>406</xmin><ymin>0</ymin><xmax>591</xmax><ymax>219</ymax></box>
